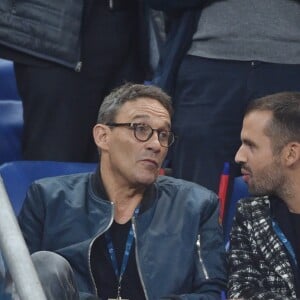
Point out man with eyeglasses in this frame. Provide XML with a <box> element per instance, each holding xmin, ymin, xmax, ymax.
<box><xmin>16</xmin><ymin>83</ymin><xmax>227</xmax><ymax>299</ymax></box>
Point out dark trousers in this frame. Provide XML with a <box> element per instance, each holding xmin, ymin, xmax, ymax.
<box><xmin>170</xmin><ymin>55</ymin><xmax>300</xmax><ymax>192</ymax></box>
<box><xmin>14</xmin><ymin>0</ymin><xmax>144</xmax><ymax>162</ymax></box>
<box><xmin>31</xmin><ymin>251</ymin><xmax>81</xmax><ymax>300</ymax></box>
<box><xmin>2</xmin><ymin>251</ymin><xmax>98</xmax><ymax>300</ymax></box>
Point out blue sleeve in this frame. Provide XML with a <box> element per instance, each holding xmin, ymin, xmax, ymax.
<box><xmin>165</xmin><ymin>191</ymin><xmax>228</xmax><ymax>299</ymax></box>
<box><xmin>18</xmin><ymin>183</ymin><xmax>46</xmax><ymax>254</ymax></box>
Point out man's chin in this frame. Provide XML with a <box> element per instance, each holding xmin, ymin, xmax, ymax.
<box><xmin>136</xmin><ymin>172</ymin><xmax>158</xmax><ymax>186</ymax></box>
<box><xmin>248</xmin><ymin>185</ymin><xmax>267</xmax><ymax>197</ymax></box>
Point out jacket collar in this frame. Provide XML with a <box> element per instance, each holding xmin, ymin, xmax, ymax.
<box><xmin>91</xmin><ymin>165</ymin><xmax>157</xmax><ymax>214</ymax></box>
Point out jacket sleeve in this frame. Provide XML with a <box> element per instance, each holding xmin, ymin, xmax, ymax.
<box><xmin>145</xmin><ymin>0</ymin><xmax>203</xmax><ymax>12</ymax></box>
<box><xmin>164</xmin><ymin>191</ymin><xmax>227</xmax><ymax>299</ymax></box>
<box><xmin>18</xmin><ymin>183</ymin><xmax>46</xmax><ymax>254</ymax></box>
<box><xmin>228</xmin><ymin>201</ymin><xmax>286</xmax><ymax>300</ymax></box>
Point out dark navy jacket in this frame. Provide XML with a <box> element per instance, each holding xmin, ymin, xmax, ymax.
<box><xmin>18</xmin><ymin>171</ymin><xmax>227</xmax><ymax>299</ymax></box>
<box><xmin>0</xmin><ymin>0</ymin><xmax>84</xmax><ymax>69</ymax></box>
<box><xmin>0</xmin><ymin>0</ymin><xmax>149</xmax><ymax>72</ymax></box>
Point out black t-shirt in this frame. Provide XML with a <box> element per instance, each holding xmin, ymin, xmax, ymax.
<box><xmin>91</xmin><ymin>220</ymin><xmax>145</xmax><ymax>300</ymax></box>
<box><xmin>290</xmin><ymin>212</ymin><xmax>300</xmax><ymax>269</ymax></box>
<box><xmin>90</xmin><ymin>169</ymin><xmax>147</xmax><ymax>300</ymax></box>
<box><xmin>271</xmin><ymin>197</ymin><xmax>300</xmax><ymax>297</ymax></box>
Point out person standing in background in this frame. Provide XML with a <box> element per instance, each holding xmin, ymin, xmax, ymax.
<box><xmin>0</xmin><ymin>0</ymin><xmax>154</xmax><ymax>162</ymax></box>
<box><xmin>148</xmin><ymin>0</ymin><xmax>300</xmax><ymax>193</ymax></box>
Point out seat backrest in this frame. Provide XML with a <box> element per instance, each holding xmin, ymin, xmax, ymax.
<box><xmin>0</xmin><ymin>161</ymin><xmax>97</xmax><ymax>215</ymax></box>
<box><xmin>222</xmin><ymin>176</ymin><xmax>249</xmax><ymax>243</ymax></box>
<box><xmin>0</xmin><ymin>100</ymin><xmax>23</xmax><ymax>164</ymax></box>
<box><xmin>0</xmin><ymin>59</ymin><xmax>20</xmax><ymax>100</ymax></box>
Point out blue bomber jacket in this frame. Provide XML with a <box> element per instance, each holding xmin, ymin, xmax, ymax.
<box><xmin>18</xmin><ymin>170</ymin><xmax>227</xmax><ymax>299</ymax></box>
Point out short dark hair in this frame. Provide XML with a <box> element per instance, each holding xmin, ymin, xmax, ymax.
<box><xmin>97</xmin><ymin>83</ymin><xmax>173</xmax><ymax>124</ymax></box>
<box><xmin>245</xmin><ymin>91</ymin><xmax>300</xmax><ymax>153</ymax></box>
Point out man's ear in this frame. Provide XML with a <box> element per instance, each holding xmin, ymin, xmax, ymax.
<box><xmin>93</xmin><ymin>124</ymin><xmax>110</xmax><ymax>151</ymax></box>
<box><xmin>284</xmin><ymin>142</ymin><xmax>300</xmax><ymax>167</ymax></box>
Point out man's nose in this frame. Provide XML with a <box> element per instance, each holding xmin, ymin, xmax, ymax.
<box><xmin>235</xmin><ymin>145</ymin><xmax>244</xmax><ymax>164</ymax></box>
<box><xmin>146</xmin><ymin>132</ymin><xmax>162</xmax><ymax>151</ymax></box>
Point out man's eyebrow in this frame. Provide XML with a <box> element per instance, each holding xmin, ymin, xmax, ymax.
<box><xmin>242</xmin><ymin>137</ymin><xmax>256</xmax><ymax>147</ymax></box>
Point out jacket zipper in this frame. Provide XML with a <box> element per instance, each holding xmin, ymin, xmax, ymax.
<box><xmin>87</xmin><ymin>202</ymin><xmax>114</xmax><ymax>297</ymax></box>
<box><xmin>196</xmin><ymin>234</ymin><xmax>209</xmax><ymax>280</ymax></box>
<box><xmin>132</xmin><ymin>218</ymin><xmax>149</xmax><ymax>300</ymax></box>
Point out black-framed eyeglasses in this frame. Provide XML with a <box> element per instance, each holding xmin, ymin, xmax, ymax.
<box><xmin>106</xmin><ymin>122</ymin><xmax>175</xmax><ymax>148</ymax></box>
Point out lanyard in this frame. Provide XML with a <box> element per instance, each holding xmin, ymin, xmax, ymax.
<box><xmin>105</xmin><ymin>207</ymin><xmax>139</xmax><ymax>299</ymax></box>
<box><xmin>272</xmin><ymin>220</ymin><xmax>298</xmax><ymax>267</ymax></box>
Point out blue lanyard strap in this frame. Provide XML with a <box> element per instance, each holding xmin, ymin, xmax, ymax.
<box><xmin>105</xmin><ymin>207</ymin><xmax>140</xmax><ymax>284</ymax></box>
<box><xmin>272</xmin><ymin>220</ymin><xmax>298</xmax><ymax>267</ymax></box>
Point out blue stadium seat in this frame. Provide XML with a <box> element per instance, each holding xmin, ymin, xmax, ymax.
<box><xmin>220</xmin><ymin>175</ymin><xmax>249</xmax><ymax>300</ymax></box>
<box><xmin>0</xmin><ymin>160</ymin><xmax>97</xmax><ymax>214</ymax></box>
<box><xmin>223</xmin><ymin>176</ymin><xmax>249</xmax><ymax>244</ymax></box>
<box><xmin>0</xmin><ymin>59</ymin><xmax>20</xmax><ymax>100</ymax></box>
<box><xmin>0</xmin><ymin>100</ymin><xmax>23</xmax><ymax>164</ymax></box>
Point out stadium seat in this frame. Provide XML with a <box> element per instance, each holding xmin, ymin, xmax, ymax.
<box><xmin>220</xmin><ymin>173</ymin><xmax>249</xmax><ymax>300</ymax></box>
<box><xmin>217</xmin><ymin>162</ymin><xmax>249</xmax><ymax>242</ymax></box>
<box><xmin>223</xmin><ymin>176</ymin><xmax>249</xmax><ymax>244</ymax></box>
<box><xmin>0</xmin><ymin>160</ymin><xmax>97</xmax><ymax>215</ymax></box>
<box><xmin>0</xmin><ymin>100</ymin><xmax>23</xmax><ymax>164</ymax></box>
<box><xmin>0</xmin><ymin>59</ymin><xmax>20</xmax><ymax>100</ymax></box>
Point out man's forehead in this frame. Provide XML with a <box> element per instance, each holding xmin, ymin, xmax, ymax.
<box><xmin>241</xmin><ymin>111</ymin><xmax>273</xmax><ymax>141</ymax></box>
<box><xmin>117</xmin><ymin>97</ymin><xmax>170</xmax><ymax>119</ymax></box>
<box><xmin>124</xmin><ymin>97</ymin><xmax>164</xmax><ymax>107</ymax></box>
<box><xmin>244</xmin><ymin>110</ymin><xmax>272</xmax><ymax>128</ymax></box>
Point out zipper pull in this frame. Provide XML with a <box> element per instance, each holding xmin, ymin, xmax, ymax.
<box><xmin>75</xmin><ymin>61</ymin><xmax>82</xmax><ymax>72</ymax></box>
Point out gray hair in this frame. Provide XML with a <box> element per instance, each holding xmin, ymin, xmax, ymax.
<box><xmin>97</xmin><ymin>83</ymin><xmax>173</xmax><ymax>124</ymax></box>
